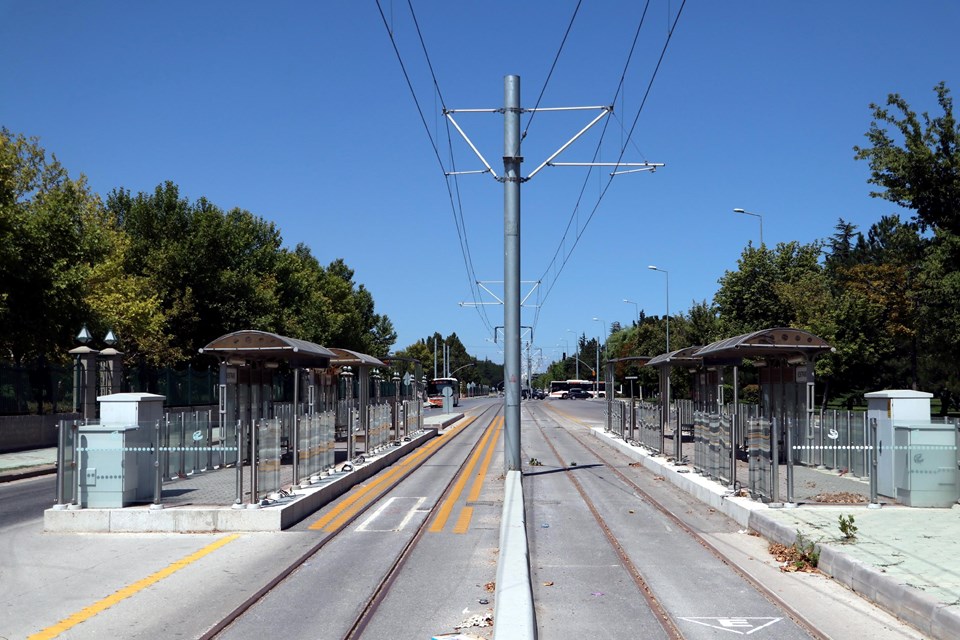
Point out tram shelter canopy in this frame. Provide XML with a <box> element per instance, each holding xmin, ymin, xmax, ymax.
<box><xmin>645</xmin><ymin>346</ymin><xmax>703</xmax><ymax>370</ymax></box>
<box><xmin>327</xmin><ymin>348</ymin><xmax>386</xmax><ymax>369</ymax></box>
<box><xmin>199</xmin><ymin>330</ymin><xmax>336</xmax><ymax>368</ymax></box>
<box><xmin>693</xmin><ymin>327</ymin><xmax>833</xmax><ymax>364</ymax></box>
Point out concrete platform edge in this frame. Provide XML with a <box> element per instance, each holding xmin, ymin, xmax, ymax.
<box><xmin>494</xmin><ymin>469</ymin><xmax>536</xmax><ymax>640</ymax></box>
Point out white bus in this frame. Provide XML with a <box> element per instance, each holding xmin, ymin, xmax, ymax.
<box><xmin>426</xmin><ymin>377</ymin><xmax>461</xmax><ymax>408</ymax></box>
<box><xmin>548</xmin><ymin>379</ymin><xmax>598</xmax><ymax>399</ymax></box>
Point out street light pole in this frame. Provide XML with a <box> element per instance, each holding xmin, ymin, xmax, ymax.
<box><xmin>592</xmin><ymin>317</ymin><xmax>606</xmax><ymax>397</ymax></box>
<box><xmin>733</xmin><ymin>207</ymin><xmax>764</xmax><ymax>246</ymax></box>
<box><xmin>623</xmin><ymin>299</ymin><xmax>640</xmax><ymax>324</ymax></box>
<box><xmin>566</xmin><ymin>329</ymin><xmax>579</xmax><ymax>379</ymax></box>
<box><xmin>647</xmin><ymin>266</ymin><xmax>669</xmax><ymax>353</ymax></box>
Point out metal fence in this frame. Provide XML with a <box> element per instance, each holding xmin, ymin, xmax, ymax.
<box><xmin>0</xmin><ymin>360</ymin><xmax>73</xmax><ymax>415</ymax></box>
<box><xmin>606</xmin><ymin>399</ymin><xmax>663</xmax><ymax>454</ymax></box>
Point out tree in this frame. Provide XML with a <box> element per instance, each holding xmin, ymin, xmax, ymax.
<box><xmin>854</xmin><ymin>82</ymin><xmax>960</xmax><ymax>235</ymax></box>
<box><xmin>714</xmin><ymin>241</ymin><xmax>823</xmax><ymax>336</ymax></box>
<box><xmin>0</xmin><ymin>128</ymin><xmax>97</xmax><ymax>362</ymax></box>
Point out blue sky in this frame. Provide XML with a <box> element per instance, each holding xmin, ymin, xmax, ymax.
<box><xmin>3</xmin><ymin>2</ymin><xmax>958</xmax><ymax>369</ymax></box>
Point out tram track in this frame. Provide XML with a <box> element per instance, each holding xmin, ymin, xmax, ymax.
<box><xmin>203</xmin><ymin>402</ymin><xmax>503</xmax><ymax>640</ymax></box>
<box><xmin>532</xmin><ymin>401</ymin><xmax>827</xmax><ymax>640</ymax></box>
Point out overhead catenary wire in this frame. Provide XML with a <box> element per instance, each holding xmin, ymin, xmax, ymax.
<box><xmin>404</xmin><ymin>0</ymin><xmax>495</xmax><ymax>335</ymax></box>
<box><xmin>532</xmin><ymin>0</ymin><xmax>687</xmax><ymax>334</ymax></box>
<box><xmin>521</xmin><ymin>0</ymin><xmax>583</xmax><ymax>143</ymax></box>
<box><xmin>375</xmin><ymin>0</ymin><xmax>495</xmax><ymax>337</ymax></box>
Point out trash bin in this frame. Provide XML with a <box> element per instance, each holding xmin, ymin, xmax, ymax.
<box><xmin>894</xmin><ymin>423</ymin><xmax>958</xmax><ymax>507</ymax></box>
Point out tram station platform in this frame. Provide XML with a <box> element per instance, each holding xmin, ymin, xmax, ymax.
<box><xmin>28</xmin><ymin>412</ymin><xmax>464</xmax><ymax>533</ymax></box>
<box><xmin>5</xmin><ymin>406</ymin><xmax>960</xmax><ymax>638</ymax></box>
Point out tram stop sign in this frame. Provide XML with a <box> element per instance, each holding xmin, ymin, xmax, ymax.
<box><xmin>442</xmin><ymin>386</ymin><xmax>453</xmax><ymax>413</ymax></box>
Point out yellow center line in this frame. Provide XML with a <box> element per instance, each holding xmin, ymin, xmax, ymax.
<box><xmin>28</xmin><ymin>534</ymin><xmax>240</xmax><ymax>640</ymax></box>
<box><xmin>309</xmin><ymin>416</ymin><xmax>477</xmax><ymax>532</ymax></box>
<box><xmin>544</xmin><ymin>402</ymin><xmax>585</xmax><ymax>425</ymax></box>
<box><xmin>453</xmin><ymin>417</ymin><xmax>502</xmax><ymax>533</ymax></box>
<box><xmin>467</xmin><ymin>416</ymin><xmax>502</xmax><ymax>503</ymax></box>
<box><xmin>452</xmin><ymin>506</ymin><xmax>474</xmax><ymax>534</ymax></box>
<box><xmin>430</xmin><ymin>416</ymin><xmax>499</xmax><ymax>533</ymax></box>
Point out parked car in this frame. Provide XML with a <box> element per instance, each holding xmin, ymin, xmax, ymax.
<box><xmin>563</xmin><ymin>388</ymin><xmax>591</xmax><ymax>400</ymax></box>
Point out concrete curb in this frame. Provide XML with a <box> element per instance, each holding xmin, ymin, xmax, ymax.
<box><xmin>590</xmin><ymin>426</ymin><xmax>960</xmax><ymax>640</ymax></box>
<box><xmin>0</xmin><ymin>464</ymin><xmax>56</xmax><ymax>483</ymax></box>
<box><xmin>494</xmin><ymin>469</ymin><xmax>536</xmax><ymax>640</ymax></box>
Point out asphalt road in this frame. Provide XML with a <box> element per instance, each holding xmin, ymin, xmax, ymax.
<box><xmin>0</xmin><ymin>474</ymin><xmax>55</xmax><ymax>530</ymax></box>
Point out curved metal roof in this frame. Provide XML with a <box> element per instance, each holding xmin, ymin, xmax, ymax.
<box><xmin>199</xmin><ymin>330</ymin><xmax>335</xmax><ymax>367</ymax></box>
<box><xmin>328</xmin><ymin>347</ymin><xmax>386</xmax><ymax>368</ymax></box>
<box><xmin>606</xmin><ymin>356</ymin><xmax>652</xmax><ymax>365</ymax></box>
<box><xmin>694</xmin><ymin>327</ymin><xmax>832</xmax><ymax>361</ymax></box>
<box><xmin>645</xmin><ymin>346</ymin><xmax>703</xmax><ymax>368</ymax></box>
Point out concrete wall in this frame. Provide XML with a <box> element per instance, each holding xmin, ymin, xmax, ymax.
<box><xmin>0</xmin><ymin>413</ymin><xmax>74</xmax><ymax>452</ymax></box>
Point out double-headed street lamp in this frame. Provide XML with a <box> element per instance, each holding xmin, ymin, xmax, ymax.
<box><xmin>733</xmin><ymin>207</ymin><xmax>764</xmax><ymax>246</ymax></box>
<box><xmin>647</xmin><ymin>266</ymin><xmax>669</xmax><ymax>353</ymax></box>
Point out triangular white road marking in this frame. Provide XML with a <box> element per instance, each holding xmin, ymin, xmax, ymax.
<box><xmin>679</xmin><ymin>617</ymin><xmax>782</xmax><ymax>635</ymax></box>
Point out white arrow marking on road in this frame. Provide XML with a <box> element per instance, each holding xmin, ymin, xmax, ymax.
<box><xmin>679</xmin><ymin>617</ymin><xmax>782</xmax><ymax>635</ymax></box>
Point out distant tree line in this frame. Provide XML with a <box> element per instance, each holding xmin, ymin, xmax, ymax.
<box><xmin>0</xmin><ymin>128</ymin><xmax>396</xmax><ymax>368</ymax></box>
<box><xmin>393</xmin><ymin>332</ymin><xmax>503</xmax><ymax>391</ymax></box>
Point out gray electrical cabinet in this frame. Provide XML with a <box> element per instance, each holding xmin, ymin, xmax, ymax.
<box><xmin>865</xmin><ymin>389</ymin><xmax>933</xmax><ymax>498</ymax></box>
<box><xmin>78</xmin><ymin>393</ymin><xmax>164</xmax><ymax>508</ymax></box>
<box><xmin>894</xmin><ymin>423</ymin><xmax>958</xmax><ymax>507</ymax></box>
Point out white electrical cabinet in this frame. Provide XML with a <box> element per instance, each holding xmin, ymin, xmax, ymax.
<box><xmin>864</xmin><ymin>389</ymin><xmax>933</xmax><ymax>498</ymax></box>
<box><xmin>78</xmin><ymin>393</ymin><xmax>164</xmax><ymax>508</ymax></box>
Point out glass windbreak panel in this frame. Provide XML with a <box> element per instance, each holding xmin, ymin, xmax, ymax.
<box><xmin>217</xmin><ymin>419</ymin><xmax>238</xmax><ymax>468</ymax></box>
<box><xmin>165</xmin><ymin>415</ymin><xmax>185</xmax><ymax>480</ymax></box>
<box><xmin>256</xmin><ymin>418</ymin><xmax>282</xmax><ymax>501</ymax></box>
<box><xmin>299</xmin><ymin>414</ymin><xmax>315</xmax><ymax>479</ymax></box>
<box><xmin>60</xmin><ymin>420</ymin><xmax>77</xmax><ymax>505</ymax></box>
<box><xmin>321</xmin><ymin>410</ymin><xmax>334</xmax><ymax>471</ymax></box>
<box><xmin>718</xmin><ymin>410</ymin><xmax>732</xmax><ymax>484</ymax></box>
<box><xmin>850</xmin><ymin>412</ymin><xmax>867</xmax><ymax>479</ymax></box>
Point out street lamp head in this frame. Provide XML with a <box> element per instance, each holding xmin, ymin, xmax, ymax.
<box><xmin>733</xmin><ymin>207</ymin><xmax>745</xmax><ymax>213</ymax></box>
<box><xmin>647</xmin><ymin>265</ymin><xmax>657</xmax><ymax>270</ymax></box>
<box><xmin>76</xmin><ymin>324</ymin><xmax>92</xmax><ymax>345</ymax></box>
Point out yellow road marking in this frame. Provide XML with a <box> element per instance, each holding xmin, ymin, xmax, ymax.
<box><xmin>467</xmin><ymin>416</ymin><xmax>502</xmax><ymax>503</ymax></box>
<box><xmin>429</xmin><ymin>421</ymin><xmax>494</xmax><ymax>532</ymax></box>
<box><xmin>309</xmin><ymin>416</ymin><xmax>477</xmax><ymax>532</ymax></box>
<box><xmin>454</xmin><ymin>417</ymin><xmax>502</xmax><ymax>533</ymax></box>
<box><xmin>544</xmin><ymin>402</ymin><xmax>585</xmax><ymax>425</ymax></box>
<box><xmin>452</xmin><ymin>506</ymin><xmax>474</xmax><ymax>534</ymax></box>
<box><xmin>430</xmin><ymin>416</ymin><xmax>500</xmax><ymax>533</ymax></box>
<box><xmin>28</xmin><ymin>534</ymin><xmax>240</xmax><ymax>640</ymax></box>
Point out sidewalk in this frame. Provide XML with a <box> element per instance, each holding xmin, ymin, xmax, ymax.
<box><xmin>0</xmin><ymin>446</ymin><xmax>57</xmax><ymax>482</ymax></box>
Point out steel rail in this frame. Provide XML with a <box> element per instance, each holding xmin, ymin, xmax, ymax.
<box><xmin>527</xmin><ymin>406</ymin><xmax>684</xmax><ymax>639</ymax></box>
<box><xmin>343</xmin><ymin>405</ymin><xmax>502</xmax><ymax>640</ymax></box>
<box><xmin>540</xmin><ymin>404</ymin><xmax>828</xmax><ymax>640</ymax></box>
<box><xmin>201</xmin><ymin>403</ymin><xmax>501</xmax><ymax>640</ymax></box>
